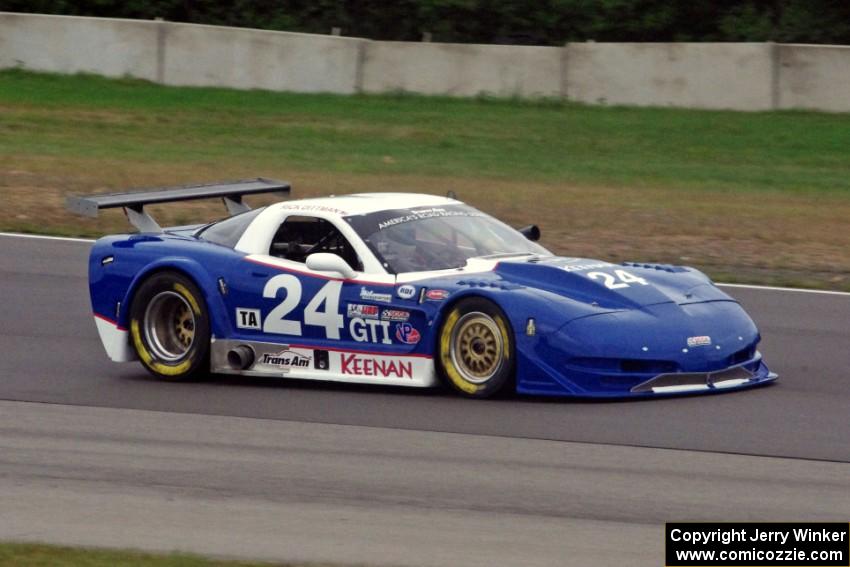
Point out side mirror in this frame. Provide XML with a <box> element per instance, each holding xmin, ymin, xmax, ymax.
<box><xmin>306</xmin><ymin>253</ymin><xmax>356</xmax><ymax>279</ymax></box>
<box><xmin>518</xmin><ymin>225</ymin><xmax>541</xmax><ymax>242</ymax></box>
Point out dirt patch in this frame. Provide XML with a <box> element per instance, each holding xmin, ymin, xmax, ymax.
<box><xmin>2</xmin><ymin>155</ymin><xmax>849</xmax><ymax>290</ymax></box>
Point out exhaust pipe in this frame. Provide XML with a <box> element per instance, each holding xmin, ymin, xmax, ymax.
<box><xmin>227</xmin><ymin>345</ymin><xmax>255</xmax><ymax>370</ymax></box>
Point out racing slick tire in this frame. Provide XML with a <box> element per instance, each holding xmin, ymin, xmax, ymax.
<box><xmin>129</xmin><ymin>271</ymin><xmax>210</xmax><ymax>381</ymax></box>
<box><xmin>437</xmin><ymin>297</ymin><xmax>515</xmax><ymax>398</ymax></box>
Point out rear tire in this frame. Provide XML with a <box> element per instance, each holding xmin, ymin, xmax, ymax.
<box><xmin>437</xmin><ymin>297</ymin><xmax>514</xmax><ymax>398</ymax></box>
<box><xmin>129</xmin><ymin>271</ymin><xmax>210</xmax><ymax>381</ymax></box>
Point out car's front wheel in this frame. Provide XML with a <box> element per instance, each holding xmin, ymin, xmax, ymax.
<box><xmin>129</xmin><ymin>271</ymin><xmax>210</xmax><ymax>380</ymax></box>
<box><xmin>437</xmin><ymin>297</ymin><xmax>514</xmax><ymax>398</ymax></box>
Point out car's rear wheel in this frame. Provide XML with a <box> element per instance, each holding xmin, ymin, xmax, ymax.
<box><xmin>129</xmin><ymin>271</ymin><xmax>210</xmax><ymax>380</ymax></box>
<box><xmin>437</xmin><ymin>297</ymin><xmax>514</xmax><ymax>398</ymax></box>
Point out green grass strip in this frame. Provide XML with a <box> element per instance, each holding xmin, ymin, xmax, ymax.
<box><xmin>1</xmin><ymin>69</ymin><xmax>848</xmax><ymax>195</ymax></box>
<box><xmin>0</xmin><ymin>541</ymin><xmax>350</xmax><ymax>567</ymax></box>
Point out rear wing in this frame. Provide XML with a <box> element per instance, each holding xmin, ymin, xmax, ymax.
<box><xmin>66</xmin><ymin>178</ymin><xmax>290</xmax><ymax>232</ymax></box>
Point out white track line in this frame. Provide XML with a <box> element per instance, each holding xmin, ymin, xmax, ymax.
<box><xmin>716</xmin><ymin>283</ymin><xmax>850</xmax><ymax>297</ymax></box>
<box><xmin>0</xmin><ymin>232</ymin><xmax>95</xmax><ymax>243</ymax></box>
<box><xmin>1</xmin><ymin>232</ymin><xmax>848</xmax><ymax>297</ymax></box>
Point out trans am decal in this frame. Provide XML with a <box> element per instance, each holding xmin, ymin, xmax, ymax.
<box><xmin>260</xmin><ymin>348</ymin><xmax>312</xmax><ymax>371</ymax></box>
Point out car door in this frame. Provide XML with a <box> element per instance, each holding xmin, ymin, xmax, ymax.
<box><xmin>223</xmin><ymin>213</ymin><xmax>432</xmax><ymax>385</ymax></box>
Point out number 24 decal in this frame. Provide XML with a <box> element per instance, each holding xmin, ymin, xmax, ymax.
<box><xmin>587</xmin><ymin>270</ymin><xmax>649</xmax><ymax>289</ymax></box>
<box><xmin>262</xmin><ymin>275</ymin><xmax>344</xmax><ymax>339</ymax></box>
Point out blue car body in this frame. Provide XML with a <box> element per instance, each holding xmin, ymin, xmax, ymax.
<box><xmin>85</xmin><ymin>192</ymin><xmax>776</xmax><ymax>398</ymax></box>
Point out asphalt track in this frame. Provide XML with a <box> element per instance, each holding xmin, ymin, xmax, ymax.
<box><xmin>1</xmin><ymin>233</ymin><xmax>848</xmax><ymax>566</ymax></box>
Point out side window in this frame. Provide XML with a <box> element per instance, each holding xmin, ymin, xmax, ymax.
<box><xmin>197</xmin><ymin>207</ymin><xmax>265</xmax><ymax>248</ymax></box>
<box><xmin>270</xmin><ymin>216</ymin><xmax>362</xmax><ymax>271</ymax></box>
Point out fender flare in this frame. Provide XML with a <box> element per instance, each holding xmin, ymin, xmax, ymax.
<box><xmin>119</xmin><ymin>257</ymin><xmax>231</xmax><ymax>338</ymax></box>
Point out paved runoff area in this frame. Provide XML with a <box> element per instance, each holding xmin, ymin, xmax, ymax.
<box><xmin>0</xmin><ymin>233</ymin><xmax>848</xmax><ymax>566</ymax></box>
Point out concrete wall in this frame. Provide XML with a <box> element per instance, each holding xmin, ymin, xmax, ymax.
<box><xmin>1</xmin><ymin>12</ymin><xmax>849</xmax><ymax>112</ymax></box>
<box><xmin>0</xmin><ymin>12</ymin><xmax>159</xmax><ymax>81</ymax></box>
<box><xmin>361</xmin><ymin>41</ymin><xmax>562</xmax><ymax>97</ymax></box>
<box><xmin>565</xmin><ymin>42</ymin><xmax>777</xmax><ymax>111</ymax></box>
<box><xmin>161</xmin><ymin>23</ymin><xmax>365</xmax><ymax>93</ymax></box>
<box><xmin>778</xmin><ymin>44</ymin><xmax>850</xmax><ymax>112</ymax></box>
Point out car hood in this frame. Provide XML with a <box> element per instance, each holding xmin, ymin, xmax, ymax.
<box><xmin>493</xmin><ymin>256</ymin><xmax>731</xmax><ymax>310</ymax></box>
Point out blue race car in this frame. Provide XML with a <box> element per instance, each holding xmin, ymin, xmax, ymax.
<box><xmin>69</xmin><ymin>179</ymin><xmax>777</xmax><ymax>398</ymax></box>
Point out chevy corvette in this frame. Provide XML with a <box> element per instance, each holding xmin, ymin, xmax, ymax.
<box><xmin>68</xmin><ymin>179</ymin><xmax>777</xmax><ymax>398</ymax></box>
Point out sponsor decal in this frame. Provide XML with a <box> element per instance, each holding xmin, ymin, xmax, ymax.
<box><xmin>279</xmin><ymin>203</ymin><xmax>349</xmax><ymax>215</ymax></box>
<box><xmin>395</xmin><ymin>322</ymin><xmax>421</xmax><ymax>345</ymax></box>
<box><xmin>314</xmin><ymin>349</ymin><xmax>330</xmax><ymax>370</ymax></box>
<box><xmin>377</xmin><ymin>208</ymin><xmax>483</xmax><ymax>231</ymax></box>
<box><xmin>347</xmin><ymin>303</ymin><xmax>380</xmax><ymax>319</ymax></box>
<box><xmin>425</xmin><ymin>289</ymin><xmax>450</xmax><ymax>301</ymax></box>
<box><xmin>397</xmin><ymin>284</ymin><xmax>416</xmax><ymax>300</ymax></box>
<box><xmin>687</xmin><ymin>335</ymin><xmax>712</xmax><ymax>348</ymax></box>
<box><xmin>341</xmin><ymin>353</ymin><xmax>413</xmax><ymax>379</ymax></box>
<box><xmin>350</xmin><ymin>317</ymin><xmax>392</xmax><ymax>344</ymax></box>
<box><xmin>360</xmin><ymin>288</ymin><xmax>393</xmax><ymax>303</ymax></box>
<box><xmin>261</xmin><ymin>348</ymin><xmax>312</xmax><ymax>371</ymax></box>
<box><xmin>235</xmin><ymin>308</ymin><xmax>261</xmax><ymax>330</ymax></box>
<box><xmin>381</xmin><ymin>309</ymin><xmax>410</xmax><ymax>322</ymax></box>
<box><xmin>561</xmin><ymin>262</ymin><xmax>611</xmax><ymax>273</ymax></box>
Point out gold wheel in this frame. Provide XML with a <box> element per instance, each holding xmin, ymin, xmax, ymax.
<box><xmin>450</xmin><ymin>312</ymin><xmax>504</xmax><ymax>384</ymax></box>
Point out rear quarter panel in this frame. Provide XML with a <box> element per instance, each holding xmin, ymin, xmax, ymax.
<box><xmin>89</xmin><ymin>233</ymin><xmax>244</xmax><ymax>338</ymax></box>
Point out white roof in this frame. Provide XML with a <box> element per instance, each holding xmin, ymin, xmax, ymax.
<box><xmin>235</xmin><ymin>192</ymin><xmax>466</xmax><ymax>273</ymax></box>
<box><xmin>268</xmin><ymin>192</ymin><xmax>461</xmax><ymax>218</ymax></box>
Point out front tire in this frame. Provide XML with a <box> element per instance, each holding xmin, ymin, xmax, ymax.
<box><xmin>129</xmin><ymin>271</ymin><xmax>210</xmax><ymax>381</ymax></box>
<box><xmin>437</xmin><ymin>297</ymin><xmax>514</xmax><ymax>398</ymax></box>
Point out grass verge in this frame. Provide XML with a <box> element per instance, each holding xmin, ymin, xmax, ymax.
<box><xmin>0</xmin><ymin>542</ymin><xmax>340</xmax><ymax>567</ymax></box>
<box><xmin>1</xmin><ymin>70</ymin><xmax>848</xmax><ymax>290</ymax></box>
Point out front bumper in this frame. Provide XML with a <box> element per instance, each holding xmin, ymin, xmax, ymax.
<box><xmin>516</xmin><ymin>351</ymin><xmax>777</xmax><ymax>398</ymax></box>
<box><xmin>629</xmin><ymin>358</ymin><xmax>777</xmax><ymax>395</ymax></box>
<box><xmin>514</xmin><ymin>299</ymin><xmax>777</xmax><ymax>398</ymax></box>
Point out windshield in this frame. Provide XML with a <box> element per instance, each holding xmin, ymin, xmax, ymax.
<box><xmin>344</xmin><ymin>205</ymin><xmax>550</xmax><ymax>274</ymax></box>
